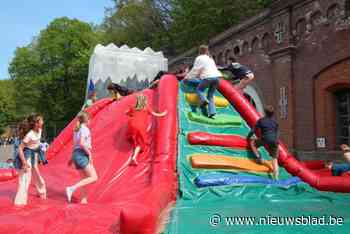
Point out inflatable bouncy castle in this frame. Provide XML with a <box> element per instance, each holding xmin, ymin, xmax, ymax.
<box><xmin>1</xmin><ymin>46</ymin><xmax>350</xmax><ymax>234</ymax></box>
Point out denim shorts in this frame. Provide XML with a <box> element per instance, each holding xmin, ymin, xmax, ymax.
<box><xmin>331</xmin><ymin>163</ymin><xmax>350</xmax><ymax>176</ymax></box>
<box><xmin>72</xmin><ymin>148</ymin><xmax>90</xmax><ymax>170</ymax></box>
<box><xmin>253</xmin><ymin>138</ymin><xmax>279</xmax><ymax>159</ymax></box>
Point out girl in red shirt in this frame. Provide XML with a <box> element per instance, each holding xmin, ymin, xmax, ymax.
<box><xmin>126</xmin><ymin>94</ymin><xmax>167</xmax><ymax>165</ymax></box>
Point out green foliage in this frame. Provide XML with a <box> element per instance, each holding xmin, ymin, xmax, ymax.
<box><xmin>8</xmin><ymin>17</ymin><xmax>101</xmax><ymax>139</ymax></box>
<box><xmin>103</xmin><ymin>0</ymin><xmax>172</xmax><ymax>50</ymax></box>
<box><xmin>103</xmin><ymin>0</ymin><xmax>273</xmax><ymax>54</ymax></box>
<box><xmin>0</xmin><ymin>79</ymin><xmax>16</xmax><ymax>132</ymax></box>
<box><xmin>5</xmin><ymin>1</ymin><xmax>273</xmax><ymax>139</ymax></box>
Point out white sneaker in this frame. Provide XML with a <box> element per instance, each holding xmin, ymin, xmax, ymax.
<box><xmin>66</xmin><ymin>187</ymin><xmax>74</xmax><ymax>203</ymax></box>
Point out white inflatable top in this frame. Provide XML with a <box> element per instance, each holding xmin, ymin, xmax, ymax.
<box><xmin>87</xmin><ymin>43</ymin><xmax>168</xmax><ymax>99</ymax></box>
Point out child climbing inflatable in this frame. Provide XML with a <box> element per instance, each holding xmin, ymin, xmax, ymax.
<box><xmin>248</xmin><ymin>105</ymin><xmax>280</xmax><ymax>180</ymax></box>
<box><xmin>219</xmin><ymin>57</ymin><xmax>255</xmax><ymax>91</ymax></box>
<box><xmin>126</xmin><ymin>94</ymin><xmax>167</xmax><ymax>165</ymax></box>
<box><xmin>184</xmin><ymin>45</ymin><xmax>222</xmax><ymax>118</ymax></box>
<box><xmin>326</xmin><ymin>144</ymin><xmax>350</xmax><ymax>176</ymax></box>
<box><xmin>107</xmin><ymin>82</ymin><xmax>135</xmax><ymax>101</ymax></box>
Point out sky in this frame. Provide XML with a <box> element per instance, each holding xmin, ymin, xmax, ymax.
<box><xmin>0</xmin><ymin>0</ymin><xmax>114</xmax><ymax>80</ymax></box>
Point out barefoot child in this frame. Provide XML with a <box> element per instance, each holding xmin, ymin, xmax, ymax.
<box><xmin>326</xmin><ymin>144</ymin><xmax>350</xmax><ymax>176</ymax></box>
<box><xmin>248</xmin><ymin>105</ymin><xmax>279</xmax><ymax>179</ymax></box>
<box><xmin>66</xmin><ymin>111</ymin><xmax>98</xmax><ymax>204</ymax></box>
<box><xmin>126</xmin><ymin>94</ymin><xmax>167</xmax><ymax>165</ymax></box>
<box><xmin>14</xmin><ymin>114</ymin><xmax>47</xmax><ymax>206</ymax></box>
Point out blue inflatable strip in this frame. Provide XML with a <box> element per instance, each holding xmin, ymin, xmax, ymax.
<box><xmin>194</xmin><ymin>172</ymin><xmax>302</xmax><ymax>188</ymax></box>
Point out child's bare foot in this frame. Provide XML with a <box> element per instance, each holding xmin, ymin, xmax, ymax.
<box><xmin>80</xmin><ymin>198</ymin><xmax>88</xmax><ymax>204</ymax></box>
<box><xmin>256</xmin><ymin>157</ymin><xmax>264</xmax><ymax>165</ymax></box>
<box><xmin>130</xmin><ymin>158</ymin><xmax>138</xmax><ymax>166</ymax></box>
<box><xmin>66</xmin><ymin>187</ymin><xmax>74</xmax><ymax>203</ymax></box>
<box><xmin>38</xmin><ymin>192</ymin><xmax>47</xmax><ymax>200</ymax></box>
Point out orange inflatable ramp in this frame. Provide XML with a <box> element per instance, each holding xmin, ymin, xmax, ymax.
<box><xmin>190</xmin><ymin>154</ymin><xmax>273</xmax><ymax>173</ymax></box>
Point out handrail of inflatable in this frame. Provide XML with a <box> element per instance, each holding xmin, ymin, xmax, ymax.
<box><xmin>218</xmin><ymin>79</ymin><xmax>350</xmax><ymax>193</ymax></box>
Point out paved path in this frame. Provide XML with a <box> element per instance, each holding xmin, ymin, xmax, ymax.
<box><xmin>0</xmin><ymin>145</ymin><xmax>13</xmax><ymax>162</ymax></box>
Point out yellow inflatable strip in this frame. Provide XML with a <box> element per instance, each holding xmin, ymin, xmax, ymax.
<box><xmin>185</xmin><ymin>93</ymin><xmax>229</xmax><ymax>108</ymax></box>
<box><xmin>190</xmin><ymin>154</ymin><xmax>273</xmax><ymax>173</ymax></box>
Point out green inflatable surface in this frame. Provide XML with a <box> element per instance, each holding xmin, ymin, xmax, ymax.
<box><xmin>163</xmin><ymin>83</ymin><xmax>350</xmax><ymax>234</ymax></box>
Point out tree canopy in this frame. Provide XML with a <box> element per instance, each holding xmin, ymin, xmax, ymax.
<box><xmin>2</xmin><ymin>1</ymin><xmax>273</xmax><ymax>139</ymax></box>
<box><xmin>103</xmin><ymin>0</ymin><xmax>273</xmax><ymax>55</ymax></box>
<box><xmin>8</xmin><ymin>17</ymin><xmax>101</xmax><ymax>139</ymax></box>
<box><xmin>0</xmin><ymin>79</ymin><xmax>16</xmax><ymax>135</ymax></box>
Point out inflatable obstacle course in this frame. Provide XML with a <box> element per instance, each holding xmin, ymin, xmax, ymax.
<box><xmin>164</xmin><ymin>78</ymin><xmax>350</xmax><ymax>234</ymax></box>
<box><xmin>0</xmin><ymin>76</ymin><xmax>179</xmax><ymax>234</ymax></box>
<box><xmin>1</xmin><ymin>75</ymin><xmax>350</xmax><ymax>234</ymax></box>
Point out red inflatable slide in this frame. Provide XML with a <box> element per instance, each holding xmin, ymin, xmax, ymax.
<box><xmin>218</xmin><ymin>79</ymin><xmax>350</xmax><ymax>193</ymax></box>
<box><xmin>0</xmin><ymin>75</ymin><xmax>178</xmax><ymax>234</ymax></box>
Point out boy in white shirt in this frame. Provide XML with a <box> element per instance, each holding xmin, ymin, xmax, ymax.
<box><xmin>185</xmin><ymin>45</ymin><xmax>222</xmax><ymax>118</ymax></box>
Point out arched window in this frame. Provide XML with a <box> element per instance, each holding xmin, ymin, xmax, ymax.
<box><xmin>262</xmin><ymin>33</ymin><xmax>271</xmax><ymax>52</ymax></box>
<box><xmin>233</xmin><ymin>46</ymin><xmax>240</xmax><ymax>56</ymax></box>
<box><xmin>311</xmin><ymin>11</ymin><xmax>323</xmax><ymax>27</ymax></box>
<box><xmin>242</xmin><ymin>41</ymin><xmax>249</xmax><ymax>54</ymax></box>
<box><xmin>244</xmin><ymin>93</ymin><xmax>257</xmax><ymax>109</ymax></box>
<box><xmin>336</xmin><ymin>90</ymin><xmax>350</xmax><ymax>145</ymax></box>
<box><xmin>327</xmin><ymin>4</ymin><xmax>340</xmax><ymax>22</ymax></box>
<box><xmin>346</xmin><ymin>0</ymin><xmax>350</xmax><ymax>18</ymax></box>
<box><xmin>251</xmin><ymin>37</ymin><xmax>259</xmax><ymax>52</ymax></box>
<box><xmin>224</xmin><ymin>49</ymin><xmax>231</xmax><ymax>64</ymax></box>
<box><xmin>296</xmin><ymin>18</ymin><xmax>307</xmax><ymax>37</ymax></box>
<box><xmin>217</xmin><ymin>52</ymin><xmax>224</xmax><ymax>66</ymax></box>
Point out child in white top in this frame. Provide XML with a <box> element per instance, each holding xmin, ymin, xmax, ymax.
<box><xmin>185</xmin><ymin>45</ymin><xmax>221</xmax><ymax>118</ymax></box>
<box><xmin>66</xmin><ymin>111</ymin><xmax>98</xmax><ymax>204</ymax></box>
<box><xmin>14</xmin><ymin>114</ymin><xmax>47</xmax><ymax>206</ymax></box>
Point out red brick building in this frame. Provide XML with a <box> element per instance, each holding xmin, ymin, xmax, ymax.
<box><xmin>169</xmin><ymin>0</ymin><xmax>350</xmax><ymax>159</ymax></box>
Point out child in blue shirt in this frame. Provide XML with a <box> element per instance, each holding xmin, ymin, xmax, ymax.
<box><xmin>219</xmin><ymin>57</ymin><xmax>255</xmax><ymax>90</ymax></box>
<box><xmin>248</xmin><ymin>105</ymin><xmax>279</xmax><ymax>179</ymax></box>
<box><xmin>326</xmin><ymin>144</ymin><xmax>350</xmax><ymax>176</ymax></box>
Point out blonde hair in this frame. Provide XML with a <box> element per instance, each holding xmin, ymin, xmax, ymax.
<box><xmin>199</xmin><ymin>45</ymin><xmax>209</xmax><ymax>55</ymax></box>
<box><xmin>135</xmin><ymin>94</ymin><xmax>147</xmax><ymax>110</ymax></box>
<box><xmin>75</xmin><ymin>111</ymin><xmax>90</xmax><ymax>132</ymax></box>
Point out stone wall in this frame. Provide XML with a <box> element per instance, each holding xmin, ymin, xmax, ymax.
<box><xmin>169</xmin><ymin>0</ymin><xmax>350</xmax><ymax>160</ymax></box>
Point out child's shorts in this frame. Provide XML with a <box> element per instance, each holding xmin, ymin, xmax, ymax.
<box><xmin>253</xmin><ymin>138</ymin><xmax>279</xmax><ymax>159</ymax></box>
<box><xmin>331</xmin><ymin>163</ymin><xmax>350</xmax><ymax>176</ymax></box>
<box><xmin>72</xmin><ymin>148</ymin><xmax>90</xmax><ymax>170</ymax></box>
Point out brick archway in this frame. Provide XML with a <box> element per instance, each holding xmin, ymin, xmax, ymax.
<box><xmin>314</xmin><ymin>58</ymin><xmax>350</xmax><ymax>150</ymax></box>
